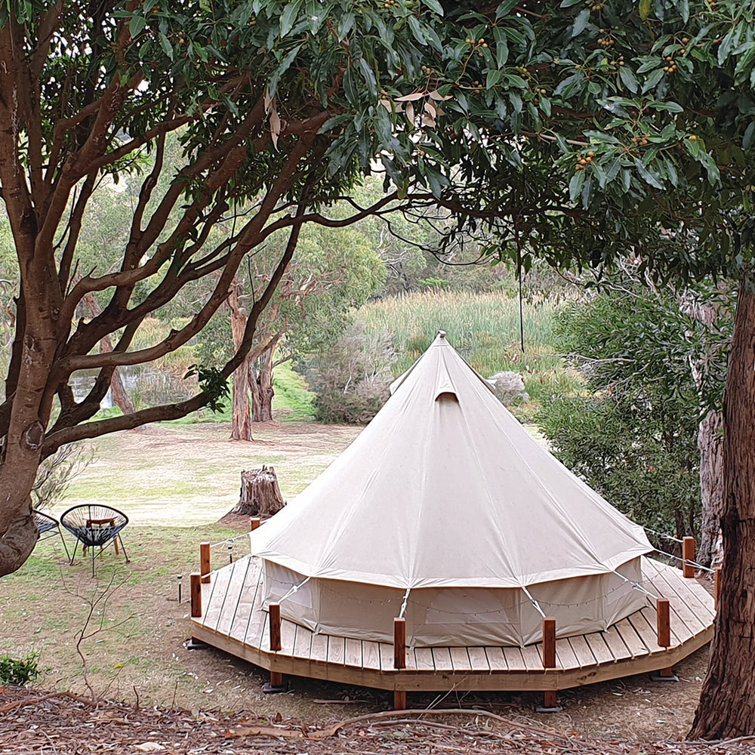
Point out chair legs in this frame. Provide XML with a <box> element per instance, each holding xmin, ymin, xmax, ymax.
<box><xmin>69</xmin><ymin>534</ymin><xmax>128</xmax><ymax>574</ymax></box>
<box><xmin>118</xmin><ymin>535</ymin><xmax>129</xmax><ymax>563</ymax></box>
<box><xmin>57</xmin><ymin>529</ymin><xmax>71</xmax><ymax>560</ymax></box>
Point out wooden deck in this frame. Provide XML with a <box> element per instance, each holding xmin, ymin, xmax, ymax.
<box><xmin>189</xmin><ymin>557</ymin><xmax>714</xmax><ymax>693</ymax></box>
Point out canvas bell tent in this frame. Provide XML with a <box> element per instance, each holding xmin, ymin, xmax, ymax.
<box><xmin>250</xmin><ymin>331</ymin><xmax>653</xmax><ymax>647</ymax></box>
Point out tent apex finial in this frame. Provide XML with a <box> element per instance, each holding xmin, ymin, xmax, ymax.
<box><xmin>437</xmin><ymin>330</ymin><xmax>446</xmax><ymax>339</ymax></box>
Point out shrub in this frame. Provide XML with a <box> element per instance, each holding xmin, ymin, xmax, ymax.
<box><xmin>303</xmin><ymin>325</ymin><xmax>396</xmax><ymax>424</ymax></box>
<box><xmin>0</xmin><ymin>652</ymin><xmax>40</xmax><ymax>685</ymax></box>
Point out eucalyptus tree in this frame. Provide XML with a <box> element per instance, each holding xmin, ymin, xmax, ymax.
<box><xmin>0</xmin><ymin>0</ymin><xmax>452</xmax><ymax>575</ymax></box>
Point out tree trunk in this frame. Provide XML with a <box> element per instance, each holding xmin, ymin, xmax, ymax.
<box><xmin>252</xmin><ymin>340</ymin><xmax>278</xmax><ymax>423</ymax></box>
<box><xmin>82</xmin><ymin>292</ymin><xmax>135</xmax><ymax>415</ymax></box>
<box><xmin>690</xmin><ymin>279</ymin><xmax>755</xmax><ymax>739</ymax></box>
<box><xmin>227</xmin><ymin>278</ymin><xmax>254</xmax><ymax>442</ymax></box>
<box><xmin>231</xmin><ymin>466</ymin><xmax>285</xmax><ymax>518</ymax></box>
<box><xmin>697</xmin><ymin>409</ymin><xmax>724</xmax><ymax>567</ymax></box>
<box><xmin>680</xmin><ymin>291</ymin><xmax>727</xmax><ymax>568</ymax></box>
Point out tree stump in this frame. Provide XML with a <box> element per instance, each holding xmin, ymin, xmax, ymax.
<box><xmin>231</xmin><ymin>466</ymin><xmax>286</xmax><ymax>519</ymax></box>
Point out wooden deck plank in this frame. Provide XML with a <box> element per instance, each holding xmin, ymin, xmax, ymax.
<box><xmin>379</xmin><ymin>642</ymin><xmax>394</xmax><ymax>672</ymax></box>
<box><xmin>583</xmin><ymin>632</ymin><xmax>614</xmax><ymax>664</ymax></box>
<box><xmin>414</xmin><ymin>647</ymin><xmax>434</xmax><ymax>671</ymax></box>
<box><xmin>568</xmin><ymin>636</ymin><xmax>596</xmax><ymax>667</ymax></box>
<box><xmin>629</xmin><ymin>609</ymin><xmax>665</xmax><ymax>652</ymax></box>
<box><xmin>279</xmin><ymin>620</ymin><xmax>297</xmax><ymax>656</ymax></box>
<box><xmin>233</xmin><ymin>562</ymin><xmax>264</xmax><ymax>645</ymax></box>
<box><xmin>362</xmin><ymin>641</ymin><xmax>381</xmax><ymax>671</ymax></box>
<box><xmin>645</xmin><ymin>559</ymin><xmax>714</xmax><ymax>622</ymax></box>
<box><xmin>502</xmin><ymin>646</ymin><xmax>527</xmax><ymax>671</ymax></box>
<box><xmin>292</xmin><ymin>624</ymin><xmax>313</xmax><ymax>659</ymax></box>
<box><xmin>467</xmin><ymin>646</ymin><xmax>490</xmax><ymax>672</ymax></box>
<box><xmin>215</xmin><ymin>561</ymin><xmax>249</xmax><ymax>636</ymax></box>
<box><xmin>328</xmin><ymin>635</ymin><xmax>345</xmax><ymax>665</ymax></box>
<box><xmin>614</xmin><ymin>618</ymin><xmax>647</xmax><ymax>657</ymax></box>
<box><xmin>201</xmin><ymin>566</ymin><xmax>231</xmax><ymax>629</ymax></box>
<box><xmin>217</xmin><ymin>558</ymin><xmax>253</xmax><ymax>637</ymax></box>
<box><xmin>345</xmin><ymin>639</ymin><xmax>363</xmax><ymax>668</ymax></box>
<box><xmin>483</xmin><ymin>647</ymin><xmax>506</xmax><ymax>672</ymax></box>
<box><xmin>450</xmin><ymin>647</ymin><xmax>472</xmax><ymax>672</ymax></box>
<box><xmin>432</xmin><ymin>647</ymin><xmax>454</xmax><ymax>671</ymax></box>
<box><xmin>663</xmin><ymin>570</ymin><xmax>715</xmax><ymax>624</ymax></box>
<box><xmin>521</xmin><ymin>643</ymin><xmax>542</xmax><ymax>670</ymax></box>
<box><xmin>310</xmin><ymin>633</ymin><xmax>328</xmax><ymax>663</ymax></box>
<box><xmin>555</xmin><ymin>638</ymin><xmax>579</xmax><ymax>670</ymax></box>
<box><xmin>600</xmin><ymin>624</ymin><xmax>633</xmax><ymax>662</ymax></box>
<box><xmin>227</xmin><ymin>563</ymin><xmax>257</xmax><ymax>642</ymax></box>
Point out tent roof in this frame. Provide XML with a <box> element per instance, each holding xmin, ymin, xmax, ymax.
<box><xmin>252</xmin><ymin>332</ymin><xmax>652</xmax><ymax>590</ymax></box>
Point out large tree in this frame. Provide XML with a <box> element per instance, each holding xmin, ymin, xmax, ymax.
<box><xmin>0</xmin><ymin>0</ymin><xmax>451</xmax><ymax>576</ymax></box>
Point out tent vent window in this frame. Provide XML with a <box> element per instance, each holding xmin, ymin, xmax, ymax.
<box><xmin>435</xmin><ymin>391</ymin><xmax>458</xmax><ymax>403</ymax></box>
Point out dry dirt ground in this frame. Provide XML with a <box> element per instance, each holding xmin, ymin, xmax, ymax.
<box><xmin>0</xmin><ymin>421</ymin><xmax>738</xmax><ymax>752</ymax></box>
<box><xmin>4</xmin><ymin>685</ymin><xmax>755</xmax><ymax>755</ymax></box>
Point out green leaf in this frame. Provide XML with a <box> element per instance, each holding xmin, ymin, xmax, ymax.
<box><xmin>496</xmin><ymin>0</ymin><xmax>520</xmax><ymax>16</ymax></box>
<box><xmin>634</xmin><ymin>158</ymin><xmax>664</xmax><ymax>189</ymax></box>
<box><xmin>641</xmin><ymin>68</ymin><xmax>664</xmax><ymax>93</ymax></box>
<box><xmin>359</xmin><ymin>58</ymin><xmax>377</xmax><ymax>97</ymax></box>
<box><xmin>493</xmin><ymin>26</ymin><xmax>509</xmax><ymax>67</ymax></box>
<box><xmin>159</xmin><ymin>32</ymin><xmax>173</xmax><ymax>61</ymax></box>
<box><xmin>280</xmin><ymin>0</ymin><xmax>301</xmax><ymax>37</ymax></box>
<box><xmin>128</xmin><ymin>15</ymin><xmax>146</xmax><ymax>37</ymax></box>
<box><xmin>408</xmin><ymin>15</ymin><xmax>426</xmax><ymax>45</ymax></box>
<box><xmin>569</xmin><ymin>170</ymin><xmax>585</xmax><ymax>201</ymax></box>
<box><xmin>423</xmin><ymin>0</ymin><xmax>444</xmax><ymax>15</ymax></box>
<box><xmin>743</xmin><ymin>122</ymin><xmax>755</xmax><ymax>150</ymax></box>
<box><xmin>619</xmin><ymin>66</ymin><xmax>639</xmax><ymax>94</ymax></box>
<box><xmin>337</xmin><ymin>12</ymin><xmax>354</xmax><ymax>39</ymax></box>
<box><xmin>571</xmin><ymin>9</ymin><xmax>590</xmax><ymax>38</ymax></box>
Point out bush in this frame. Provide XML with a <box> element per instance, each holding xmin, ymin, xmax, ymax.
<box><xmin>303</xmin><ymin>325</ymin><xmax>396</xmax><ymax>424</ymax></box>
<box><xmin>0</xmin><ymin>652</ymin><xmax>40</xmax><ymax>685</ymax></box>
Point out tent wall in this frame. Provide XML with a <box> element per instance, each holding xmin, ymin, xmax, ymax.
<box><xmin>263</xmin><ymin>557</ymin><xmax>646</xmax><ymax>647</ymax></box>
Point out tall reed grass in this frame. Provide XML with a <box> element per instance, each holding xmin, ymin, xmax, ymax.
<box><xmin>358</xmin><ymin>291</ymin><xmax>556</xmax><ymax>373</ymax></box>
<box><xmin>356</xmin><ymin>291</ymin><xmax>580</xmax><ymax>414</ymax></box>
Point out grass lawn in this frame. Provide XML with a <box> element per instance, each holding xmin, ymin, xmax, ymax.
<box><xmin>56</xmin><ymin>421</ymin><xmax>360</xmax><ymax>525</ymax></box>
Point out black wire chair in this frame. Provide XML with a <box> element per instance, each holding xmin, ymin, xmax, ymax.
<box><xmin>31</xmin><ymin>509</ymin><xmax>70</xmax><ymax>560</ymax></box>
<box><xmin>60</xmin><ymin>504</ymin><xmax>129</xmax><ymax>576</ymax></box>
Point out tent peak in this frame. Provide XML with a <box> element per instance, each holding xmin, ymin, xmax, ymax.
<box><xmin>437</xmin><ymin>330</ymin><xmax>446</xmax><ymax>339</ymax></box>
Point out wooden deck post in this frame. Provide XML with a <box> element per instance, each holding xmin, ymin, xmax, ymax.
<box><xmin>656</xmin><ymin>599</ymin><xmax>671</xmax><ymax>647</ymax></box>
<box><xmin>654</xmin><ymin>597</ymin><xmax>676</xmax><ymax>679</ymax></box>
<box><xmin>393</xmin><ymin>618</ymin><xmax>406</xmax><ymax>670</ymax></box>
<box><xmin>682</xmin><ymin>537</ymin><xmax>696</xmax><ymax>578</ymax></box>
<box><xmin>264</xmin><ymin>605</ymin><xmax>286</xmax><ymax>693</ymax></box>
<box><xmin>542</xmin><ymin>617</ymin><xmax>557</xmax><ymax>669</ymax></box>
<box><xmin>200</xmin><ymin>542</ymin><xmax>211</xmax><ymax>584</ymax></box>
<box><xmin>715</xmin><ymin>567</ymin><xmax>722</xmax><ymax>609</ymax></box>
<box><xmin>190</xmin><ymin>573</ymin><xmax>202</xmax><ymax>618</ymax></box>
<box><xmin>541</xmin><ymin>616</ymin><xmax>559</xmax><ymax>710</ymax></box>
<box><xmin>269</xmin><ymin>603</ymin><xmax>282</xmax><ymax>651</ymax></box>
<box><xmin>250</xmin><ymin>517</ymin><xmax>261</xmax><ymax>531</ymax></box>
<box><xmin>394</xmin><ymin>690</ymin><xmax>407</xmax><ymax>710</ymax></box>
